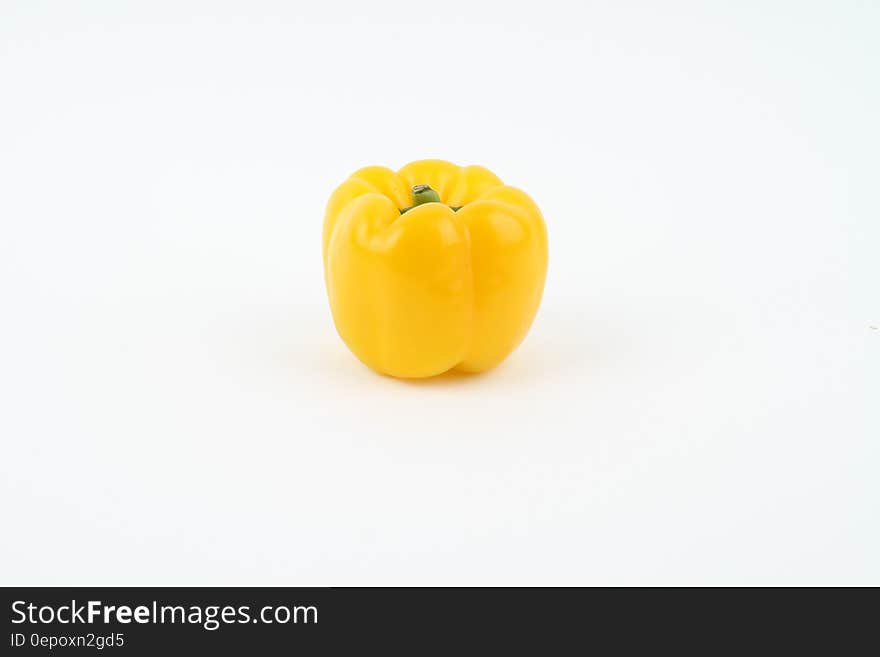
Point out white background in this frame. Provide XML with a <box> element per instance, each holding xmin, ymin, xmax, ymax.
<box><xmin>1</xmin><ymin>1</ymin><xmax>877</xmax><ymax>585</ymax></box>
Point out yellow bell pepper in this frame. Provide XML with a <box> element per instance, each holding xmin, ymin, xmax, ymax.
<box><xmin>323</xmin><ymin>159</ymin><xmax>548</xmax><ymax>378</ymax></box>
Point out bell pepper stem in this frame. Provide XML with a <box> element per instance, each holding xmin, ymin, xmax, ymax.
<box><xmin>411</xmin><ymin>184</ymin><xmax>441</xmax><ymax>205</ymax></box>
<box><xmin>399</xmin><ymin>184</ymin><xmax>462</xmax><ymax>214</ymax></box>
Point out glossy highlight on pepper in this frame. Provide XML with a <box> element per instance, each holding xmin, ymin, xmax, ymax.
<box><xmin>323</xmin><ymin>159</ymin><xmax>548</xmax><ymax>378</ymax></box>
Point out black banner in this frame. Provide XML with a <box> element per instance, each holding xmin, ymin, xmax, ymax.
<box><xmin>1</xmin><ymin>587</ymin><xmax>874</xmax><ymax>653</ymax></box>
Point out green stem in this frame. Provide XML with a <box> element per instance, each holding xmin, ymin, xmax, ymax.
<box><xmin>399</xmin><ymin>184</ymin><xmax>462</xmax><ymax>214</ymax></box>
<box><xmin>411</xmin><ymin>184</ymin><xmax>440</xmax><ymax>205</ymax></box>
